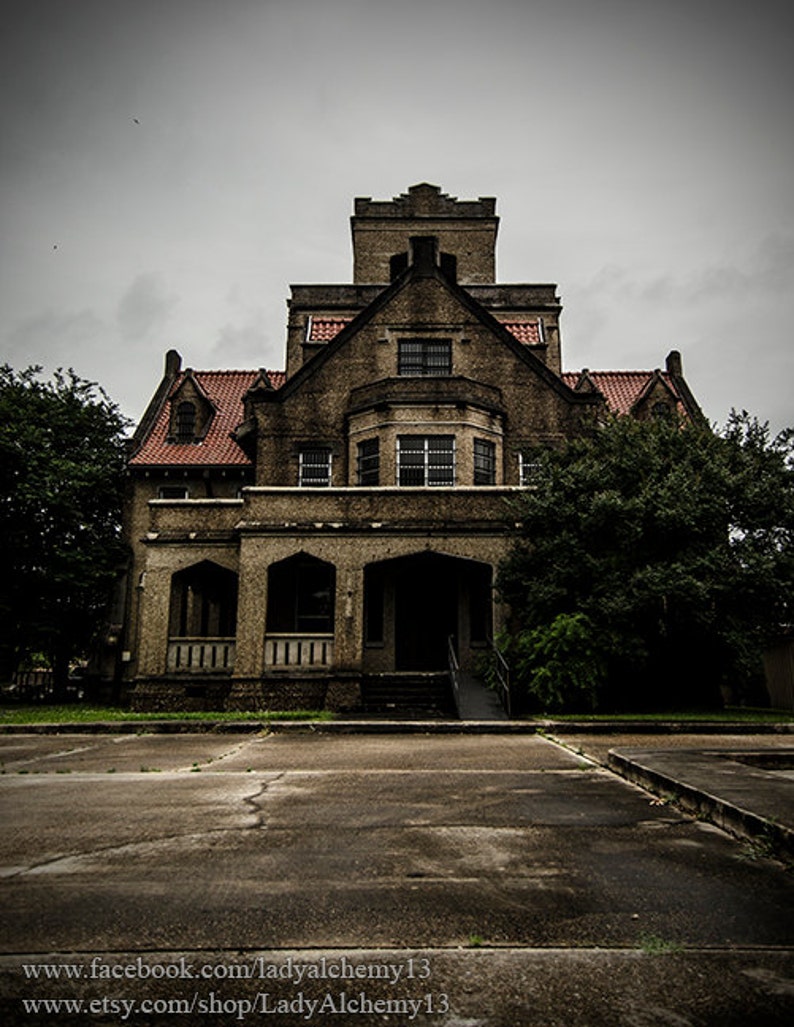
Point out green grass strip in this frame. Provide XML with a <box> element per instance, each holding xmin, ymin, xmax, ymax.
<box><xmin>0</xmin><ymin>705</ymin><xmax>333</xmax><ymax>725</ymax></box>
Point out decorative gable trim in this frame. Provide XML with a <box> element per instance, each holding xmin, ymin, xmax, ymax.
<box><xmin>166</xmin><ymin>369</ymin><xmax>216</xmax><ymax>443</ymax></box>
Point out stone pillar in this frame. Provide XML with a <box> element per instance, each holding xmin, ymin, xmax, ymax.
<box><xmin>227</xmin><ymin>537</ymin><xmax>269</xmax><ymax>709</ymax></box>
<box><xmin>135</xmin><ymin>564</ymin><xmax>172</xmax><ymax>677</ymax></box>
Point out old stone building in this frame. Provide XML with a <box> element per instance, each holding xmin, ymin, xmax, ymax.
<box><xmin>122</xmin><ymin>184</ymin><xmax>702</xmax><ymax>713</ymax></box>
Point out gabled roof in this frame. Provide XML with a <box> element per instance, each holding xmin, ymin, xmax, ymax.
<box><xmin>130</xmin><ymin>369</ymin><xmax>282</xmax><ymax>467</ymax></box>
<box><xmin>562</xmin><ymin>370</ymin><xmax>686</xmax><ymax>416</ymax></box>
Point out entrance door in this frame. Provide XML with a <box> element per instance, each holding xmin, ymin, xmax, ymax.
<box><xmin>394</xmin><ymin>554</ymin><xmax>458</xmax><ymax>671</ymax></box>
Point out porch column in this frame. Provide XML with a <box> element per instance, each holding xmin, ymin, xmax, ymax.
<box><xmin>231</xmin><ymin>537</ymin><xmax>268</xmax><ymax>679</ymax></box>
<box><xmin>135</xmin><ymin>565</ymin><xmax>171</xmax><ymax>677</ymax></box>
<box><xmin>332</xmin><ymin>562</ymin><xmax>365</xmax><ymax>672</ymax></box>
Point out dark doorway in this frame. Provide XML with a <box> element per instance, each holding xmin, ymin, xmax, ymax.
<box><xmin>394</xmin><ymin>553</ymin><xmax>459</xmax><ymax>670</ymax></box>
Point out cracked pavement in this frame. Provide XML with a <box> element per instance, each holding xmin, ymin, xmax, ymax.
<box><xmin>1</xmin><ymin>732</ymin><xmax>793</xmax><ymax>1025</ymax></box>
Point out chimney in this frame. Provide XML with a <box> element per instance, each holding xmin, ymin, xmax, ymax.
<box><xmin>409</xmin><ymin>235</ymin><xmax>438</xmax><ymax>277</ymax></box>
<box><xmin>165</xmin><ymin>349</ymin><xmax>182</xmax><ymax>376</ymax></box>
<box><xmin>666</xmin><ymin>350</ymin><xmax>683</xmax><ymax>377</ymax></box>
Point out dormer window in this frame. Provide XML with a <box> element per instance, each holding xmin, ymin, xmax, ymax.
<box><xmin>398</xmin><ymin>339</ymin><xmax>452</xmax><ymax>376</ymax></box>
<box><xmin>175</xmin><ymin>401</ymin><xmax>197</xmax><ymax>441</ymax></box>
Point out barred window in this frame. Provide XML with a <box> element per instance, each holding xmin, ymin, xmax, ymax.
<box><xmin>519</xmin><ymin>453</ymin><xmax>542</xmax><ymax>486</ymax></box>
<box><xmin>356</xmin><ymin>438</ymin><xmax>380</xmax><ymax>485</ymax></box>
<box><xmin>299</xmin><ymin>448</ymin><xmax>332</xmax><ymax>487</ymax></box>
<box><xmin>397</xmin><ymin>436</ymin><xmax>455</xmax><ymax>486</ymax></box>
<box><xmin>473</xmin><ymin>439</ymin><xmax>496</xmax><ymax>485</ymax></box>
<box><xmin>175</xmin><ymin>401</ymin><xmax>196</xmax><ymax>440</ymax></box>
<box><xmin>158</xmin><ymin>485</ymin><xmax>189</xmax><ymax>499</ymax></box>
<box><xmin>398</xmin><ymin>339</ymin><xmax>452</xmax><ymax>376</ymax></box>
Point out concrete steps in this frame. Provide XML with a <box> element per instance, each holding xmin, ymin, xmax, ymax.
<box><xmin>360</xmin><ymin>673</ymin><xmax>455</xmax><ymax>718</ymax></box>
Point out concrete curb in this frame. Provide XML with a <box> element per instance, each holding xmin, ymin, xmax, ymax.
<box><xmin>0</xmin><ymin>718</ymin><xmax>792</xmax><ymax>735</ymax></box>
<box><xmin>607</xmin><ymin>749</ymin><xmax>794</xmax><ymax>863</ymax></box>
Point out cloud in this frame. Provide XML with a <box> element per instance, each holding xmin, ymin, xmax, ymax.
<box><xmin>117</xmin><ymin>273</ymin><xmax>177</xmax><ymax>342</ymax></box>
<box><xmin>2</xmin><ymin>308</ymin><xmax>106</xmax><ymax>371</ymax></box>
<box><xmin>211</xmin><ymin>310</ymin><xmax>272</xmax><ymax>366</ymax></box>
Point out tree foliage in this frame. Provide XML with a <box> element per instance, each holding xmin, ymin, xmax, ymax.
<box><xmin>0</xmin><ymin>366</ymin><xmax>130</xmax><ymax>685</ymax></box>
<box><xmin>497</xmin><ymin>412</ymin><xmax>794</xmax><ymax>712</ymax></box>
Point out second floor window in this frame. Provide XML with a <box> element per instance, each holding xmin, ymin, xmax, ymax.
<box><xmin>356</xmin><ymin>438</ymin><xmax>380</xmax><ymax>485</ymax></box>
<box><xmin>519</xmin><ymin>453</ymin><xmax>542</xmax><ymax>486</ymax></box>
<box><xmin>398</xmin><ymin>339</ymin><xmax>451</xmax><ymax>376</ymax></box>
<box><xmin>299</xmin><ymin>448</ymin><xmax>332</xmax><ymax>487</ymax></box>
<box><xmin>473</xmin><ymin>439</ymin><xmax>496</xmax><ymax>485</ymax></box>
<box><xmin>398</xmin><ymin>436</ymin><xmax>455</xmax><ymax>486</ymax></box>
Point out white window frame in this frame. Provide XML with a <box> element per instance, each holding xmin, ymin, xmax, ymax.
<box><xmin>518</xmin><ymin>453</ymin><xmax>542</xmax><ymax>486</ymax></box>
<box><xmin>299</xmin><ymin>448</ymin><xmax>332</xmax><ymax>487</ymax></box>
<box><xmin>397</xmin><ymin>435</ymin><xmax>456</xmax><ymax>486</ymax></box>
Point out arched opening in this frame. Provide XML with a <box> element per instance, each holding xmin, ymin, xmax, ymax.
<box><xmin>265</xmin><ymin>554</ymin><xmax>336</xmax><ymax>670</ymax></box>
<box><xmin>167</xmin><ymin>561</ymin><xmax>238</xmax><ymax>672</ymax></box>
<box><xmin>364</xmin><ymin>552</ymin><xmax>492</xmax><ymax>673</ymax></box>
<box><xmin>175</xmin><ymin>401</ymin><xmax>197</xmax><ymax>441</ymax></box>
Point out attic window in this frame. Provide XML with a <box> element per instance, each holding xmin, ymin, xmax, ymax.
<box><xmin>652</xmin><ymin>401</ymin><xmax>672</xmax><ymax>419</ymax></box>
<box><xmin>175</xmin><ymin>401</ymin><xmax>197</xmax><ymax>440</ymax></box>
<box><xmin>398</xmin><ymin>339</ymin><xmax>452</xmax><ymax>376</ymax></box>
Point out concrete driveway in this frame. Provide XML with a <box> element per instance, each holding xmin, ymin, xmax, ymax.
<box><xmin>1</xmin><ymin>731</ymin><xmax>792</xmax><ymax>1025</ymax></box>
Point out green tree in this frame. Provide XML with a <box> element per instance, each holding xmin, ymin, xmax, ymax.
<box><xmin>0</xmin><ymin>366</ymin><xmax>130</xmax><ymax>689</ymax></box>
<box><xmin>497</xmin><ymin>412</ymin><xmax>794</xmax><ymax>712</ymax></box>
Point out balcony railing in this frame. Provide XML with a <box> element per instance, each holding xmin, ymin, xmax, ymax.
<box><xmin>264</xmin><ymin>633</ymin><xmax>334</xmax><ymax>669</ymax></box>
<box><xmin>167</xmin><ymin>638</ymin><xmax>236</xmax><ymax>673</ymax></box>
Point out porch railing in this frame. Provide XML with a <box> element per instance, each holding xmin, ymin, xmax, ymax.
<box><xmin>167</xmin><ymin>638</ymin><xmax>236</xmax><ymax>672</ymax></box>
<box><xmin>264</xmin><ymin>633</ymin><xmax>334</xmax><ymax>669</ymax></box>
<box><xmin>488</xmin><ymin>637</ymin><xmax>513</xmax><ymax>717</ymax></box>
<box><xmin>447</xmin><ymin>635</ymin><xmax>462</xmax><ymax>718</ymax></box>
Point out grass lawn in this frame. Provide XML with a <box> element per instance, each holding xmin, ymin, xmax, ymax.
<box><xmin>0</xmin><ymin>705</ymin><xmax>333</xmax><ymax>725</ymax></box>
<box><xmin>0</xmin><ymin>703</ymin><xmax>791</xmax><ymax>725</ymax></box>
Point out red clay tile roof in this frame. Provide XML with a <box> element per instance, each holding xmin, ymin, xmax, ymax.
<box><xmin>130</xmin><ymin>369</ymin><xmax>282</xmax><ymax>467</ymax></box>
<box><xmin>306</xmin><ymin>317</ymin><xmax>544</xmax><ymax>346</ymax></box>
<box><xmin>499</xmin><ymin>321</ymin><xmax>542</xmax><ymax>344</ymax></box>
<box><xmin>562</xmin><ymin>370</ymin><xmax>684</xmax><ymax>416</ymax></box>
<box><xmin>307</xmin><ymin>317</ymin><xmax>352</xmax><ymax>341</ymax></box>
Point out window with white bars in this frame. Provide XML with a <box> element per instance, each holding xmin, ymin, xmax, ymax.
<box><xmin>519</xmin><ymin>452</ymin><xmax>542</xmax><ymax>486</ymax></box>
<box><xmin>398</xmin><ymin>339</ymin><xmax>452</xmax><ymax>376</ymax></box>
<box><xmin>397</xmin><ymin>436</ymin><xmax>455</xmax><ymax>486</ymax></box>
<box><xmin>473</xmin><ymin>438</ymin><xmax>496</xmax><ymax>485</ymax></box>
<box><xmin>356</xmin><ymin>438</ymin><xmax>380</xmax><ymax>485</ymax></box>
<box><xmin>299</xmin><ymin>448</ymin><xmax>332</xmax><ymax>487</ymax></box>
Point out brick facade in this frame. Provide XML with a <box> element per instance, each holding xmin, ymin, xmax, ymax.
<box><xmin>121</xmin><ymin>184</ymin><xmax>702</xmax><ymax>713</ymax></box>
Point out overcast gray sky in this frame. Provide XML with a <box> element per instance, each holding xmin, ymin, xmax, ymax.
<box><xmin>2</xmin><ymin>0</ymin><xmax>792</xmax><ymax>433</ymax></box>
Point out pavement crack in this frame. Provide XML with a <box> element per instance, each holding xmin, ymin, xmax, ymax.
<box><xmin>1</xmin><ymin>777</ymin><xmax>275</xmax><ymax>879</ymax></box>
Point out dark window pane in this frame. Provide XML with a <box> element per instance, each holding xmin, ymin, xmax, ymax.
<box><xmin>398</xmin><ymin>339</ymin><xmax>451</xmax><ymax>376</ymax></box>
<box><xmin>398</xmin><ymin>436</ymin><xmax>455</xmax><ymax>486</ymax></box>
<box><xmin>175</xmin><ymin>402</ymin><xmax>196</xmax><ymax>440</ymax></box>
<box><xmin>474</xmin><ymin>438</ymin><xmax>496</xmax><ymax>485</ymax></box>
<box><xmin>357</xmin><ymin>438</ymin><xmax>380</xmax><ymax>485</ymax></box>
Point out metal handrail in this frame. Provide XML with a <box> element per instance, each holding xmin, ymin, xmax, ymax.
<box><xmin>447</xmin><ymin>635</ymin><xmax>462</xmax><ymax>718</ymax></box>
<box><xmin>487</xmin><ymin>637</ymin><xmax>512</xmax><ymax>718</ymax></box>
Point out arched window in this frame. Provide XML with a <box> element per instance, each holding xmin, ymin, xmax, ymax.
<box><xmin>176</xmin><ymin>401</ymin><xmax>196</xmax><ymax>440</ymax></box>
